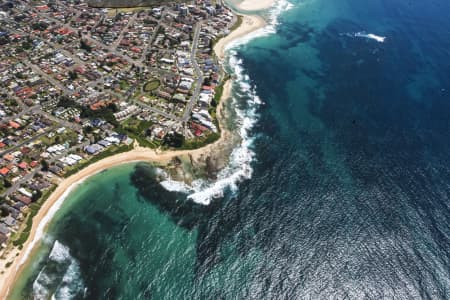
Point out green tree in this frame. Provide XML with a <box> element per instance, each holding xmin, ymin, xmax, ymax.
<box><xmin>84</xmin><ymin>126</ymin><xmax>93</xmax><ymax>134</ymax></box>
<box><xmin>80</xmin><ymin>40</ymin><xmax>92</xmax><ymax>52</ymax></box>
<box><xmin>3</xmin><ymin>179</ymin><xmax>11</xmax><ymax>188</ymax></box>
<box><xmin>41</xmin><ymin>159</ymin><xmax>49</xmax><ymax>171</ymax></box>
<box><xmin>0</xmin><ymin>206</ymin><xmax>8</xmax><ymax>217</ymax></box>
<box><xmin>68</xmin><ymin>71</ymin><xmax>78</xmax><ymax>80</ymax></box>
<box><xmin>32</xmin><ymin>190</ymin><xmax>42</xmax><ymax>202</ymax></box>
<box><xmin>164</xmin><ymin>132</ymin><xmax>184</xmax><ymax>148</ymax></box>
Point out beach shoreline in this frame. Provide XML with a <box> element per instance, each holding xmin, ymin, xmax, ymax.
<box><xmin>0</xmin><ymin>1</ymin><xmax>273</xmax><ymax>297</ymax></box>
<box><xmin>0</xmin><ymin>80</ymin><xmax>233</xmax><ymax>299</ymax></box>
<box><xmin>237</xmin><ymin>0</ymin><xmax>276</xmax><ymax>11</ymax></box>
<box><xmin>214</xmin><ymin>14</ymin><xmax>266</xmax><ymax>60</ymax></box>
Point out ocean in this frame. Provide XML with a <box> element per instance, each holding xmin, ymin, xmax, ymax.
<box><xmin>10</xmin><ymin>0</ymin><xmax>450</xmax><ymax>299</ymax></box>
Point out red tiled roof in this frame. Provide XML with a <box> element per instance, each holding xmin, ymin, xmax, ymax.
<box><xmin>3</xmin><ymin>154</ymin><xmax>14</xmax><ymax>161</ymax></box>
<box><xmin>36</xmin><ymin>5</ymin><xmax>49</xmax><ymax>11</ymax></box>
<box><xmin>0</xmin><ymin>167</ymin><xmax>9</xmax><ymax>176</ymax></box>
<box><xmin>16</xmin><ymin>195</ymin><xmax>32</xmax><ymax>205</ymax></box>
<box><xmin>9</xmin><ymin>121</ymin><xmax>20</xmax><ymax>129</ymax></box>
<box><xmin>18</xmin><ymin>162</ymin><xmax>28</xmax><ymax>169</ymax></box>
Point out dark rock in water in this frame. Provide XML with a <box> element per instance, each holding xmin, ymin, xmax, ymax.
<box><xmin>88</xmin><ymin>0</ymin><xmax>179</xmax><ymax>8</ymax></box>
<box><xmin>171</xmin><ymin>156</ymin><xmax>182</xmax><ymax>166</ymax></box>
<box><xmin>205</xmin><ymin>156</ymin><xmax>218</xmax><ymax>180</ymax></box>
<box><xmin>130</xmin><ymin>163</ymin><xmax>220</xmax><ymax>230</ymax></box>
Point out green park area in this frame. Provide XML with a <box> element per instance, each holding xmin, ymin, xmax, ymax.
<box><xmin>143</xmin><ymin>79</ymin><xmax>161</xmax><ymax>92</ymax></box>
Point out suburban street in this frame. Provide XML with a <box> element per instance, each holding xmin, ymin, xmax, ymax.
<box><xmin>183</xmin><ymin>21</ymin><xmax>203</xmax><ymax>122</ymax></box>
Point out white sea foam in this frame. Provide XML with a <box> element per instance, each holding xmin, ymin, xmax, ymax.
<box><xmin>32</xmin><ymin>240</ymin><xmax>85</xmax><ymax>300</ymax></box>
<box><xmin>159</xmin><ymin>178</ymin><xmax>193</xmax><ymax>193</ymax></box>
<box><xmin>48</xmin><ymin>240</ymin><xmax>71</xmax><ymax>264</ymax></box>
<box><xmin>32</xmin><ymin>271</ymin><xmax>52</xmax><ymax>300</ymax></box>
<box><xmin>354</xmin><ymin>32</ymin><xmax>386</xmax><ymax>42</ymax></box>
<box><xmin>160</xmin><ymin>55</ymin><xmax>262</xmax><ymax>205</ymax></box>
<box><xmin>17</xmin><ymin>178</ymin><xmax>88</xmax><ymax>270</ymax></box>
<box><xmin>225</xmin><ymin>0</ymin><xmax>294</xmax><ymax>52</ymax></box>
<box><xmin>158</xmin><ymin>1</ymin><xmax>294</xmax><ymax>205</ymax></box>
<box><xmin>53</xmin><ymin>259</ymin><xmax>85</xmax><ymax>300</ymax></box>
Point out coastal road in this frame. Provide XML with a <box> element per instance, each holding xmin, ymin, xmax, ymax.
<box><xmin>182</xmin><ymin>22</ymin><xmax>203</xmax><ymax>122</ymax></box>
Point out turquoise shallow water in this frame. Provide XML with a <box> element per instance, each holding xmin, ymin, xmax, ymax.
<box><xmin>10</xmin><ymin>0</ymin><xmax>450</xmax><ymax>298</ymax></box>
<box><xmin>10</xmin><ymin>164</ymin><xmax>198</xmax><ymax>299</ymax></box>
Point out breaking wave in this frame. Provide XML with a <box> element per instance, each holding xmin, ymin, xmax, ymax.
<box><xmin>187</xmin><ymin>56</ymin><xmax>260</xmax><ymax>205</ymax></box>
<box><xmin>32</xmin><ymin>240</ymin><xmax>85</xmax><ymax>300</ymax></box>
<box><xmin>350</xmin><ymin>31</ymin><xmax>386</xmax><ymax>42</ymax></box>
<box><xmin>159</xmin><ymin>55</ymin><xmax>260</xmax><ymax>205</ymax></box>
<box><xmin>159</xmin><ymin>1</ymin><xmax>294</xmax><ymax>205</ymax></box>
<box><xmin>226</xmin><ymin>0</ymin><xmax>294</xmax><ymax>51</ymax></box>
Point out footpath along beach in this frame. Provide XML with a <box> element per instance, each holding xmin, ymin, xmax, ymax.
<box><xmin>0</xmin><ymin>0</ymin><xmax>276</xmax><ymax>297</ymax></box>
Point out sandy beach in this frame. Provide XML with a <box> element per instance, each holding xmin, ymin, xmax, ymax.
<box><xmin>0</xmin><ymin>2</ymin><xmax>268</xmax><ymax>298</ymax></box>
<box><xmin>0</xmin><ymin>81</ymin><xmax>232</xmax><ymax>298</ymax></box>
<box><xmin>214</xmin><ymin>14</ymin><xmax>266</xmax><ymax>60</ymax></box>
<box><xmin>237</xmin><ymin>0</ymin><xmax>277</xmax><ymax>11</ymax></box>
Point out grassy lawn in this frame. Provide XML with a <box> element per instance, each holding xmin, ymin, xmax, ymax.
<box><xmin>181</xmin><ymin>132</ymin><xmax>220</xmax><ymax>150</ymax></box>
<box><xmin>107</xmin><ymin>7</ymin><xmax>150</xmax><ymax>16</ymax></box>
<box><xmin>230</xmin><ymin>15</ymin><xmax>244</xmax><ymax>32</ymax></box>
<box><xmin>119</xmin><ymin>80</ymin><xmax>130</xmax><ymax>90</ymax></box>
<box><xmin>121</xmin><ymin>119</ymin><xmax>153</xmax><ymax>134</ymax></box>
<box><xmin>143</xmin><ymin>79</ymin><xmax>161</xmax><ymax>92</ymax></box>
<box><xmin>117</xmin><ymin>119</ymin><xmax>156</xmax><ymax>148</ymax></box>
<box><xmin>40</xmin><ymin>130</ymin><xmax>79</xmax><ymax>147</ymax></box>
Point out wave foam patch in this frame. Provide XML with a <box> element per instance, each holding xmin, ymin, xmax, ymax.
<box><xmin>354</xmin><ymin>32</ymin><xmax>386</xmax><ymax>42</ymax></box>
<box><xmin>158</xmin><ymin>55</ymin><xmax>262</xmax><ymax>205</ymax></box>
<box><xmin>53</xmin><ymin>259</ymin><xmax>85</xmax><ymax>300</ymax></box>
<box><xmin>33</xmin><ymin>240</ymin><xmax>85</xmax><ymax>300</ymax></box>
<box><xmin>48</xmin><ymin>240</ymin><xmax>71</xmax><ymax>264</ymax></box>
<box><xmin>159</xmin><ymin>2</ymin><xmax>293</xmax><ymax>204</ymax></box>
<box><xmin>225</xmin><ymin>0</ymin><xmax>294</xmax><ymax>52</ymax></box>
<box><xmin>159</xmin><ymin>178</ymin><xmax>193</xmax><ymax>194</ymax></box>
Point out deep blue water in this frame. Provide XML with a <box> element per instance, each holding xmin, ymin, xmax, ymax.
<box><xmin>224</xmin><ymin>0</ymin><xmax>450</xmax><ymax>298</ymax></box>
<box><xmin>13</xmin><ymin>0</ymin><xmax>450</xmax><ymax>299</ymax></box>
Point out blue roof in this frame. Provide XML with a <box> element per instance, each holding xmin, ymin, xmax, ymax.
<box><xmin>85</xmin><ymin>144</ymin><xmax>102</xmax><ymax>154</ymax></box>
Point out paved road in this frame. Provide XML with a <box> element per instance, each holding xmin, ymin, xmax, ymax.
<box><xmin>22</xmin><ymin>61</ymin><xmax>72</xmax><ymax>96</ymax></box>
<box><xmin>0</xmin><ymin>127</ymin><xmax>55</xmax><ymax>157</ymax></box>
<box><xmin>0</xmin><ymin>105</ymin><xmax>40</xmax><ymax>124</ymax></box>
<box><xmin>182</xmin><ymin>22</ymin><xmax>203</xmax><ymax>122</ymax></box>
<box><xmin>111</xmin><ymin>13</ymin><xmax>138</xmax><ymax>49</ymax></box>
<box><xmin>13</xmin><ymin>3</ymin><xmax>207</xmax><ymax>127</ymax></box>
